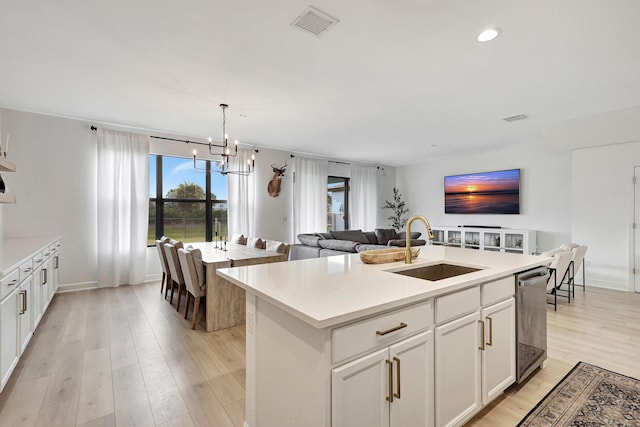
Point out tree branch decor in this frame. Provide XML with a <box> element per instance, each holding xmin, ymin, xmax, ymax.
<box><xmin>382</xmin><ymin>187</ymin><xmax>409</xmax><ymax>230</ymax></box>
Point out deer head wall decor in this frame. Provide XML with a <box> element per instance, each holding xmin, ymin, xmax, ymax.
<box><xmin>267</xmin><ymin>163</ymin><xmax>287</xmax><ymax>197</ymax></box>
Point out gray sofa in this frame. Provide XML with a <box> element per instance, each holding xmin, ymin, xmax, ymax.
<box><xmin>290</xmin><ymin>229</ymin><xmax>427</xmax><ymax>260</ymax></box>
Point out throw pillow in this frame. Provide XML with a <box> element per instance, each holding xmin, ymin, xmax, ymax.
<box><xmin>387</xmin><ymin>239</ymin><xmax>427</xmax><ymax>247</ymax></box>
<box><xmin>375</xmin><ymin>228</ymin><xmax>399</xmax><ymax>245</ymax></box>
<box><xmin>315</xmin><ymin>232</ymin><xmax>332</xmax><ymax>240</ymax></box>
<box><xmin>298</xmin><ymin>234</ymin><xmax>321</xmax><ymax>247</ymax></box>
<box><xmin>330</xmin><ymin>229</ymin><xmax>370</xmax><ymax>244</ymax></box>
<box><xmin>317</xmin><ymin>239</ymin><xmax>360</xmax><ymax>252</ymax></box>
<box><xmin>363</xmin><ymin>231</ymin><xmax>378</xmax><ymax>245</ymax></box>
<box><xmin>397</xmin><ymin>231</ymin><xmax>421</xmax><ymax>240</ymax></box>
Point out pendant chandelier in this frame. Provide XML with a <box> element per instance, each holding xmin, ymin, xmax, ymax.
<box><xmin>192</xmin><ymin>104</ymin><xmax>255</xmax><ymax>176</ymax></box>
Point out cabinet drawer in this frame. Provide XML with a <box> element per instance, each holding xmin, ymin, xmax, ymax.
<box><xmin>435</xmin><ymin>286</ymin><xmax>480</xmax><ymax>324</ymax></box>
<box><xmin>0</xmin><ymin>269</ymin><xmax>20</xmax><ymax>300</ymax></box>
<box><xmin>332</xmin><ymin>300</ymin><xmax>433</xmax><ymax>364</ymax></box>
<box><xmin>33</xmin><ymin>251</ymin><xmax>45</xmax><ymax>267</ymax></box>
<box><xmin>481</xmin><ymin>276</ymin><xmax>514</xmax><ymax>306</ymax></box>
<box><xmin>19</xmin><ymin>259</ymin><xmax>34</xmax><ymax>279</ymax></box>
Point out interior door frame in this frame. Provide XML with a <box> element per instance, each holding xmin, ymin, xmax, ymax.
<box><xmin>633</xmin><ymin>166</ymin><xmax>640</xmax><ymax>292</ymax></box>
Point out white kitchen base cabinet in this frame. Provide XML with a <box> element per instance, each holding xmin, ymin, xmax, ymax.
<box><xmin>0</xmin><ymin>238</ymin><xmax>61</xmax><ymax>392</ymax></box>
<box><xmin>481</xmin><ymin>298</ymin><xmax>516</xmax><ymax>404</ymax></box>
<box><xmin>332</xmin><ymin>331</ymin><xmax>435</xmax><ymax>427</ymax></box>
<box><xmin>435</xmin><ymin>311</ymin><xmax>482</xmax><ymax>427</ymax></box>
<box><xmin>0</xmin><ymin>290</ymin><xmax>19</xmax><ymax>389</ymax></box>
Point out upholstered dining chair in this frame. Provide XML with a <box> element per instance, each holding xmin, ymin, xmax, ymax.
<box><xmin>177</xmin><ymin>247</ymin><xmax>207</xmax><ymax>330</ymax></box>
<box><xmin>230</xmin><ymin>234</ymin><xmax>247</xmax><ymax>245</ymax></box>
<box><xmin>541</xmin><ymin>249</ymin><xmax>573</xmax><ymax>310</ymax></box>
<box><xmin>155</xmin><ymin>238</ymin><xmax>171</xmax><ymax>295</ymax></box>
<box><xmin>164</xmin><ymin>241</ymin><xmax>186</xmax><ymax>311</ymax></box>
<box><xmin>246</xmin><ymin>237</ymin><xmax>265</xmax><ymax>249</ymax></box>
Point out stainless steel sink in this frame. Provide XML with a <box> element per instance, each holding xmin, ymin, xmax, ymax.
<box><xmin>391</xmin><ymin>263</ymin><xmax>482</xmax><ymax>281</ymax></box>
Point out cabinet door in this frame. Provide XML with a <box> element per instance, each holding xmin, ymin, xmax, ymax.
<box><xmin>1</xmin><ymin>291</ymin><xmax>19</xmax><ymax>391</ymax></box>
<box><xmin>39</xmin><ymin>264</ymin><xmax>51</xmax><ymax>313</ymax></box>
<box><xmin>481</xmin><ymin>298</ymin><xmax>516</xmax><ymax>404</ymax></box>
<box><xmin>32</xmin><ymin>266</ymin><xmax>44</xmax><ymax>329</ymax></box>
<box><xmin>18</xmin><ymin>279</ymin><xmax>33</xmax><ymax>354</ymax></box>
<box><xmin>389</xmin><ymin>330</ymin><xmax>434</xmax><ymax>427</ymax></box>
<box><xmin>332</xmin><ymin>347</ymin><xmax>389</xmax><ymax>427</ymax></box>
<box><xmin>435</xmin><ymin>311</ymin><xmax>481</xmax><ymax>427</ymax></box>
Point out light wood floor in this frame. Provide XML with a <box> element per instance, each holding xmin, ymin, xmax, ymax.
<box><xmin>0</xmin><ymin>283</ymin><xmax>638</xmax><ymax>427</ymax></box>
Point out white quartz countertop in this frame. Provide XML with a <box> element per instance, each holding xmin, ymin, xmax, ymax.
<box><xmin>217</xmin><ymin>245</ymin><xmax>550</xmax><ymax>329</ymax></box>
<box><xmin>0</xmin><ymin>237</ymin><xmax>60</xmax><ymax>277</ymax></box>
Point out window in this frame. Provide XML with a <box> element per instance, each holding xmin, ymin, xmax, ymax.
<box><xmin>327</xmin><ymin>176</ymin><xmax>349</xmax><ymax>231</ymax></box>
<box><xmin>148</xmin><ymin>154</ymin><xmax>227</xmax><ymax>245</ymax></box>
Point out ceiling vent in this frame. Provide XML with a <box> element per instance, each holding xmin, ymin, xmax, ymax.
<box><xmin>503</xmin><ymin>114</ymin><xmax>528</xmax><ymax>122</ymax></box>
<box><xmin>291</xmin><ymin>6</ymin><xmax>339</xmax><ymax>37</ymax></box>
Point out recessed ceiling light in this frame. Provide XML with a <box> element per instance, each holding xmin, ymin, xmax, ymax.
<box><xmin>477</xmin><ymin>28</ymin><xmax>501</xmax><ymax>42</ymax></box>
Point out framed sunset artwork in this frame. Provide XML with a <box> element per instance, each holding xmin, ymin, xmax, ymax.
<box><xmin>444</xmin><ymin>169</ymin><xmax>520</xmax><ymax>214</ymax></box>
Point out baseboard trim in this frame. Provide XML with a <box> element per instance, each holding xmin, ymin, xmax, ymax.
<box><xmin>145</xmin><ymin>274</ymin><xmax>162</xmax><ymax>283</ymax></box>
<box><xmin>56</xmin><ymin>281</ymin><xmax>99</xmax><ymax>293</ymax></box>
<box><xmin>582</xmin><ymin>280</ymin><xmax>628</xmax><ymax>291</ymax></box>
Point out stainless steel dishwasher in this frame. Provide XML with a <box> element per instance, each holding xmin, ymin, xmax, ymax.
<box><xmin>515</xmin><ymin>266</ymin><xmax>549</xmax><ymax>383</ymax></box>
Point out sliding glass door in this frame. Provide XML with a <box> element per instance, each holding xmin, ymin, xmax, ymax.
<box><xmin>328</xmin><ymin>176</ymin><xmax>349</xmax><ymax>231</ymax></box>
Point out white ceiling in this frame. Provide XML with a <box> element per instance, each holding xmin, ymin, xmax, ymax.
<box><xmin>1</xmin><ymin>0</ymin><xmax>639</xmax><ymax>166</ymax></box>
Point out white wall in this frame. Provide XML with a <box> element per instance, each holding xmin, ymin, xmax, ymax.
<box><xmin>572</xmin><ymin>141</ymin><xmax>640</xmax><ymax>291</ymax></box>
<box><xmin>396</xmin><ymin>147</ymin><xmax>573</xmax><ymax>253</ymax></box>
<box><xmin>1</xmin><ymin>108</ymin><xmax>98</xmax><ymax>289</ymax></box>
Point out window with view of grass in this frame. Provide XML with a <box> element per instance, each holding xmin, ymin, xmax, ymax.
<box><xmin>148</xmin><ymin>154</ymin><xmax>227</xmax><ymax>245</ymax></box>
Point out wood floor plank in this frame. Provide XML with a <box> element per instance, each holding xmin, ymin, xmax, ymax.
<box><xmin>76</xmin><ymin>347</ymin><xmax>115</xmax><ymax>425</ymax></box>
<box><xmin>112</xmin><ymin>364</ymin><xmax>155</xmax><ymax>427</ymax></box>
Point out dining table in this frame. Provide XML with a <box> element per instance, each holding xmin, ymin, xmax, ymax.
<box><xmin>189</xmin><ymin>241</ymin><xmax>288</xmax><ymax>332</ymax></box>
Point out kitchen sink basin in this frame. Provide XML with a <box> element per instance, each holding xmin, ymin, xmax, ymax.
<box><xmin>391</xmin><ymin>263</ymin><xmax>482</xmax><ymax>281</ymax></box>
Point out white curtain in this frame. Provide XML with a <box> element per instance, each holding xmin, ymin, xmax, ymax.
<box><xmin>227</xmin><ymin>148</ymin><xmax>257</xmax><ymax>239</ymax></box>
<box><xmin>350</xmin><ymin>164</ymin><xmax>378</xmax><ymax>231</ymax></box>
<box><xmin>97</xmin><ymin>129</ymin><xmax>150</xmax><ymax>287</ymax></box>
<box><xmin>293</xmin><ymin>156</ymin><xmax>328</xmax><ymax>237</ymax></box>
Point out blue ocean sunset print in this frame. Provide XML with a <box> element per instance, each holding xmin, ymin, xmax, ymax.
<box><xmin>444</xmin><ymin>169</ymin><xmax>520</xmax><ymax>214</ymax></box>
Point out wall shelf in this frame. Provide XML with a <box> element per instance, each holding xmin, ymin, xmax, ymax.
<box><xmin>0</xmin><ymin>193</ymin><xmax>16</xmax><ymax>204</ymax></box>
<box><xmin>0</xmin><ymin>157</ymin><xmax>16</xmax><ymax>172</ymax></box>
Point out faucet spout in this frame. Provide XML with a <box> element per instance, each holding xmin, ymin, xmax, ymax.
<box><xmin>405</xmin><ymin>215</ymin><xmax>435</xmax><ymax>264</ymax></box>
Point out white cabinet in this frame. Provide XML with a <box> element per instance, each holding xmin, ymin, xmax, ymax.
<box><xmin>435</xmin><ymin>311</ymin><xmax>482</xmax><ymax>427</ymax></box>
<box><xmin>0</xmin><ymin>290</ymin><xmax>19</xmax><ymax>388</ymax></box>
<box><xmin>0</xmin><ymin>238</ymin><xmax>61</xmax><ymax>392</ymax></box>
<box><xmin>481</xmin><ymin>298</ymin><xmax>516</xmax><ymax>405</ymax></box>
<box><xmin>431</xmin><ymin>226</ymin><xmax>536</xmax><ymax>255</ymax></box>
<box><xmin>434</xmin><ymin>277</ymin><xmax>516</xmax><ymax>427</ymax></box>
<box><xmin>17</xmin><ymin>279</ymin><xmax>31</xmax><ymax>354</ymax></box>
<box><xmin>332</xmin><ymin>331</ymin><xmax>434</xmax><ymax>427</ymax></box>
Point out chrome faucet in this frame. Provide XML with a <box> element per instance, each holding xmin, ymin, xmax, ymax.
<box><xmin>405</xmin><ymin>215</ymin><xmax>435</xmax><ymax>264</ymax></box>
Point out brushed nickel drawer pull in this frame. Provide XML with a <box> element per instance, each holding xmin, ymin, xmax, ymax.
<box><xmin>376</xmin><ymin>322</ymin><xmax>407</xmax><ymax>336</ymax></box>
<box><xmin>386</xmin><ymin>359</ymin><xmax>394</xmax><ymax>402</ymax></box>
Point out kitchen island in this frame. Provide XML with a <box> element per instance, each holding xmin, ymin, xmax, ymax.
<box><xmin>217</xmin><ymin>245</ymin><xmax>549</xmax><ymax>427</ymax></box>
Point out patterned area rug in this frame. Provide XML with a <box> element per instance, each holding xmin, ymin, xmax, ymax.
<box><xmin>518</xmin><ymin>362</ymin><xmax>640</xmax><ymax>426</ymax></box>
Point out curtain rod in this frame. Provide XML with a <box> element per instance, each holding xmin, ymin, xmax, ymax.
<box><xmin>91</xmin><ymin>125</ymin><xmax>217</xmax><ymax>148</ymax></box>
<box><xmin>289</xmin><ymin>154</ymin><xmax>350</xmax><ymax>166</ymax></box>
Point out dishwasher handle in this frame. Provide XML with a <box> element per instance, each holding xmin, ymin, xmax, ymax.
<box><xmin>517</xmin><ymin>268</ymin><xmax>549</xmax><ymax>287</ymax></box>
